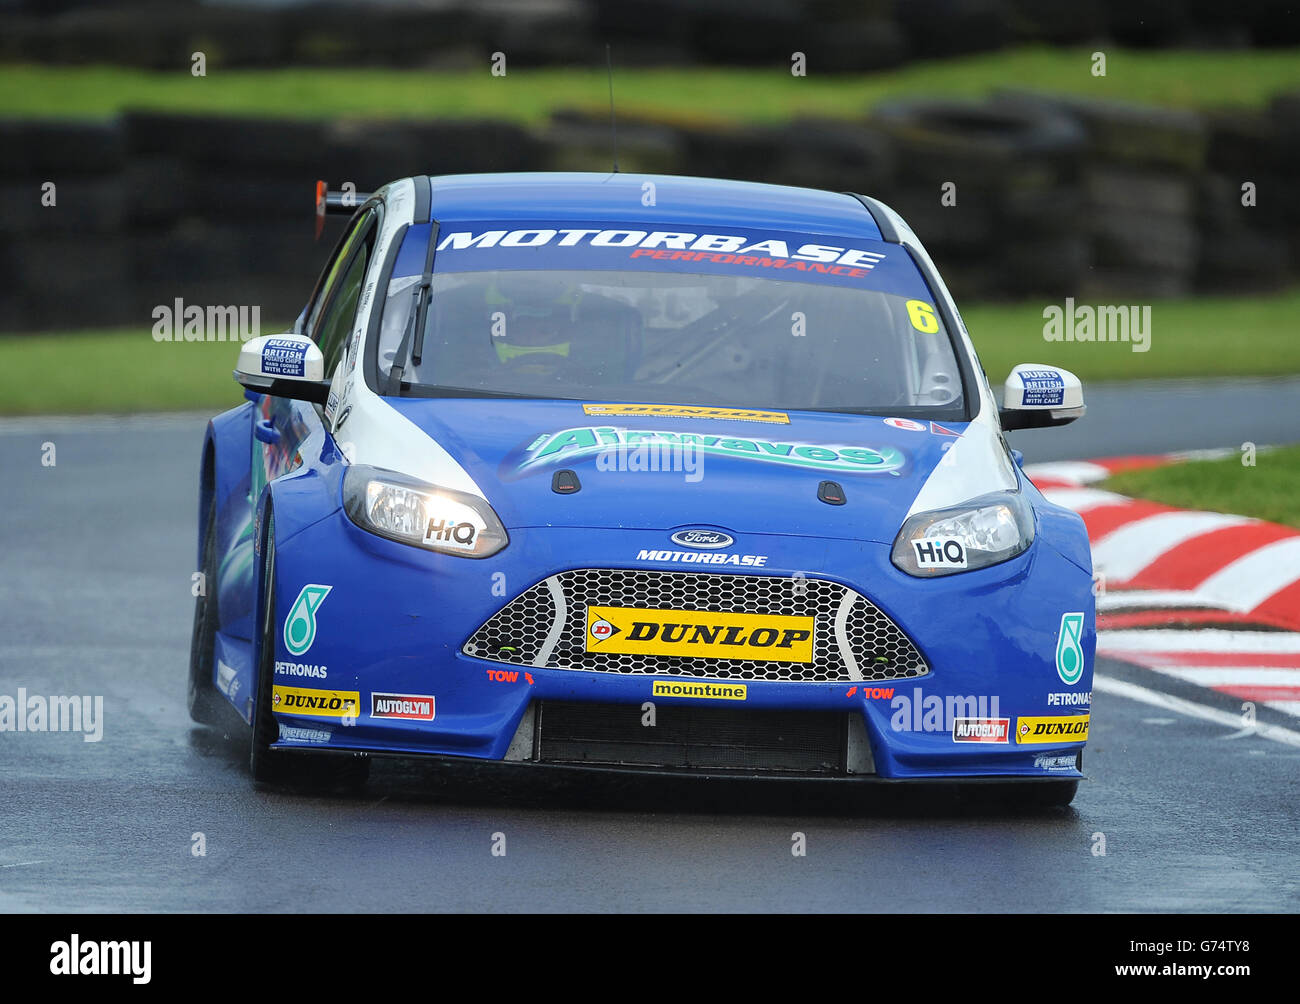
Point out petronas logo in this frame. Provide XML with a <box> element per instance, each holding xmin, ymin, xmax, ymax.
<box><xmin>284</xmin><ymin>584</ymin><xmax>332</xmax><ymax>656</ymax></box>
<box><xmin>1055</xmin><ymin>612</ymin><xmax>1085</xmax><ymax>685</ymax></box>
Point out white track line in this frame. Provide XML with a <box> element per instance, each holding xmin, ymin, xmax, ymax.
<box><xmin>1040</xmin><ymin>488</ymin><xmax>1131</xmax><ymax>512</ymax></box>
<box><xmin>1094</xmin><ymin>674</ymin><xmax>1300</xmax><ymax>747</ymax></box>
<box><xmin>1097</xmin><ymin>629</ymin><xmax>1300</xmax><ymax>654</ymax></box>
<box><xmin>1023</xmin><ymin>461</ymin><xmax>1111</xmax><ymax>486</ymax></box>
<box><xmin>1195</xmin><ymin>536</ymin><xmax>1300</xmax><ymax>611</ymax></box>
<box><xmin>0</xmin><ymin>412</ymin><xmax>213</xmax><ymax>435</ymax></box>
<box><xmin>1092</xmin><ymin>511</ymin><xmax>1253</xmax><ymax>582</ymax></box>
<box><xmin>1143</xmin><ymin>667</ymin><xmax>1300</xmax><ymax>687</ymax></box>
<box><xmin>1096</xmin><ymin>589</ymin><xmax>1229</xmax><ymax>611</ymax></box>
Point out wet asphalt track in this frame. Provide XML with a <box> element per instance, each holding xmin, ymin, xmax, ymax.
<box><xmin>2</xmin><ymin>379</ymin><xmax>1299</xmax><ymax>912</ymax></box>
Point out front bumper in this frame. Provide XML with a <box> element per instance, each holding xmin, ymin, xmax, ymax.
<box><xmin>265</xmin><ymin>509</ymin><xmax>1095</xmax><ymax>781</ymax></box>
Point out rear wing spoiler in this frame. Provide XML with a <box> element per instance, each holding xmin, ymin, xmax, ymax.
<box><xmin>315</xmin><ymin>180</ymin><xmax>374</xmax><ymax>238</ymax></box>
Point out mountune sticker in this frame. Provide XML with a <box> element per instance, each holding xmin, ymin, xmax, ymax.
<box><xmin>651</xmin><ymin>680</ymin><xmax>747</xmax><ymax>701</ymax></box>
<box><xmin>586</xmin><ymin>606</ymin><xmax>814</xmax><ymax>663</ymax></box>
<box><xmin>284</xmin><ymin>584</ymin><xmax>332</xmax><ymax>657</ymax></box>
<box><xmin>1055</xmin><ymin>611</ymin><xmax>1086</xmax><ymax>685</ymax></box>
<box><xmin>510</xmin><ymin>426</ymin><xmax>904</xmax><ymax>477</ymax></box>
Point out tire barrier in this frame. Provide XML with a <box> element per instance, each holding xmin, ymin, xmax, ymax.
<box><xmin>4</xmin><ymin>1</ymin><xmax>1295</xmax><ymax>71</ymax></box>
<box><xmin>2</xmin><ymin>89</ymin><xmax>1297</xmax><ymax>332</ymax></box>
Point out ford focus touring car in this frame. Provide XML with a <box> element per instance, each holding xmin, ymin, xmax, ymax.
<box><xmin>189</xmin><ymin>172</ymin><xmax>1095</xmax><ymax>805</ymax></box>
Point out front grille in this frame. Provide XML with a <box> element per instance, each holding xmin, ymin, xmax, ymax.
<box><xmin>536</xmin><ymin>700</ymin><xmax>848</xmax><ymax>774</ymax></box>
<box><xmin>463</xmin><ymin>568</ymin><xmax>928</xmax><ymax>683</ymax></box>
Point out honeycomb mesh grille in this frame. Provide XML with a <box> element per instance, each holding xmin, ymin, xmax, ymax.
<box><xmin>462</xmin><ymin>569</ymin><xmax>928</xmax><ymax>683</ymax></box>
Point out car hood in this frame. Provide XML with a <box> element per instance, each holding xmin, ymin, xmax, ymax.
<box><xmin>381</xmin><ymin>397</ymin><xmax>981</xmax><ymax>543</ymax></box>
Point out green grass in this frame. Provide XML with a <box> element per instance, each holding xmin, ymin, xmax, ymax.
<box><xmin>963</xmin><ymin>288</ymin><xmax>1300</xmax><ymax>383</ymax></box>
<box><xmin>1</xmin><ymin>46</ymin><xmax>1298</xmax><ymax>124</ymax></box>
<box><xmin>0</xmin><ymin>329</ymin><xmax>257</xmax><ymax>416</ymax></box>
<box><xmin>2</xmin><ymin>288</ymin><xmax>1297</xmax><ymax>415</ymax></box>
<box><xmin>1105</xmin><ymin>446</ymin><xmax>1300</xmax><ymax>528</ymax></box>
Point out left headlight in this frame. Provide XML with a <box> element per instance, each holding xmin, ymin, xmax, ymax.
<box><xmin>343</xmin><ymin>465</ymin><xmax>509</xmax><ymax>558</ymax></box>
<box><xmin>891</xmin><ymin>490</ymin><xmax>1034</xmax><ymax>577</ymax></box>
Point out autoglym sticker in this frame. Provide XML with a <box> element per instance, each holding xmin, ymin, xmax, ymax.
<box><xmin>284</xmin><ymin>584</ymin><xmax>332</xmax><ymax>657</ymax></box>
<box><xmin>1055</xmin><ymin>611</ymin><xmax>1085</xmax><ymax>685</ymax></box>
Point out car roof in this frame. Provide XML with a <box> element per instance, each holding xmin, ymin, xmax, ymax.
<box><xmin>422</xmin><ymin>172</ymin><xmax>884</xmax><ymax>240</ymax></box>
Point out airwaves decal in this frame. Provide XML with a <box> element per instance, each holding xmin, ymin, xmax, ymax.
<box><xmin>506</xmin><ymin>426</ymin><xmax>905</xmax><ymax>477</ymax></box>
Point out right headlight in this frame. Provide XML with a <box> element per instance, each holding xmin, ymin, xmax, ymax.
<box><xmin>343</xmin><ymin>465</ymin><xmax>508</xmax><ymax>558</ymax></box>
<box><xmin>891</xmin><ymin>490</ymin><xmax>1034</xmax><ymax>577</ymax></box>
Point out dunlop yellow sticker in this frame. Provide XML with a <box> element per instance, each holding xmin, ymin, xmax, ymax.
<box><xmin>272</xmin><ymin>685</ymin><xmax>361</xmax><ymax>718</ymax></box>
<box><xmin>581</xmin><ymin>403</ymin><xmax>790</xmax><ymax>424</ymax></box>
<box><xmin>652</xmin><ymin>680</ymin><xmax>747</xmax><ymax>701</ymax></box>
<box><xmin>586</xmin><ymin>606</ymin><xmax>814</xmax><ymax>663</ymax></box>
<box><xmin>1015</xmin><ymin>714</ymin><xmax>1090</xmax><ymax>744</ymax></box>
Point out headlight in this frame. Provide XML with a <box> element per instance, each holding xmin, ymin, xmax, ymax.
<box><xmin>891</xmin><ymin>490</ymin><xmax>1034</xmax><ymax>577</ymax></box>
<box><xmin>343</xmin><ymin>465</ymin><xmax>508</xmax><ymax>558</ymax></box>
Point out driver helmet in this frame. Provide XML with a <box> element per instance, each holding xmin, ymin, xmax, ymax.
<box><xmin>486</xmin><ymin>273</ymin><xmax>580</xmax><ymax>366</ymax></box>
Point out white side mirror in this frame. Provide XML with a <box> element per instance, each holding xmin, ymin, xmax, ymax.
<box><xmin>1000</xmin><ymin>363</ymin><xmax>1085</xmax><ymax>430</ymax></box>
<box><xmin>234</xmin><ymin>334</ymin><xmax>330</xmax><ymax>404</ymax></box>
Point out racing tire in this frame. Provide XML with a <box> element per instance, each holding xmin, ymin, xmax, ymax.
<box><xmin>249</xmin><ymin>508</ymin><xmax>370</xmax><ymax>792</ymax></box>
<box><xmin>249</xmin><ymin>509</ymin><xmax>288</xmax><ymax>783</ymax></box>
<box><xmin>187</xmin><ymin>494</ymin><xmax>225</xmax><ymax>725</ymax></box>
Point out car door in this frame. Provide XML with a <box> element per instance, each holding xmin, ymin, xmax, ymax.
<box><xmin>251</xmin><ymin>203</ymin><xmax>382</xmax><ymax>506</ymax></box>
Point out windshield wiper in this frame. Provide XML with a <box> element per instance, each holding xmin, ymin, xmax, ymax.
<box><xmin>385</xmin><ymin>220</ymin><xmax>440</xmax><ymax>395</ymax></box>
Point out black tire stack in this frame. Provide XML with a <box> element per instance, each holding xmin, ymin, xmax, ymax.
<box><xmin>995</xmin><ymin>91</ymin><xmax>1210</xmax><ymax>300</ymax></box>
<box><xmin>866</xmin><ymin>96</ymin><xmax>1089</xmax><ymax>301</ymax></box>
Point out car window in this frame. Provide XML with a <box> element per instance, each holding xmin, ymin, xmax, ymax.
<box><xmin>374</xmin><ymin>223</ymin><xmax>966</xmax><ymax>417</ymax></box>
<box><xmin>305</xmin><ymin>211</ymin><xmax>369</xmax><ymax>335</ymax></box>
<box><xmin>313</xmin><ymin>210</ymin><xmax>378</xmax><ymax>375</ymax></box>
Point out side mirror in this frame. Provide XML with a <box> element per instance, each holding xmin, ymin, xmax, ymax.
<box><xmin>234</xmin><ymin>334</ymin><xmax>330</xmax><ymax>405</ymax></box>
<box><xmin>999</xmin><ymin>363</ymin><xmax>1085</xmax><ymax>431</ymax></box>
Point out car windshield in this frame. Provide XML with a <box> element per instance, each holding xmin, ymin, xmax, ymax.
<box><xmin>374</xmin><ymin>230</ymin><xmax>966</xmax><ymax>416</ymax></box>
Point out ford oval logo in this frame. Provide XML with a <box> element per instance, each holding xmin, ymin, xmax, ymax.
<box><xmin>670</xmin><ymin>528</ymin><xmax>734</xmax><ymax>550</ymax></box>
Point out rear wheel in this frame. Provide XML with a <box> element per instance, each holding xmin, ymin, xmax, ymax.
<box><xmin>187</xmin><ymin>494</ymin><xmax>225</xmax><ymax>725</ymax></box>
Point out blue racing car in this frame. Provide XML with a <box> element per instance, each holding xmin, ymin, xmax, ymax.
<box><xmin>189</xmin><ymin>172</ymin><xmax>1095</xmax><ymax>805</ymax></box>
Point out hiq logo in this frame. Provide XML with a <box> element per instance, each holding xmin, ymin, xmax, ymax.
<box><xmin>284</xmin><ymin>584</ymin><xmax>332</xmax><ymax>656</ymax></box>
<box><xmin>912</xmin><ymin>536</ymin><xmax>967</xmax><ymax>569</ymax></box>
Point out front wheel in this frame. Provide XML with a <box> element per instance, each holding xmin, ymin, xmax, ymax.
<box><xmin>249</xmin><ymin>508</ymin><xmax>370</xmax><ymax>791</ymax></box>
<box><xmin>187</xmin><ymin>495</ymin><xmax>225</xmax><ymax>725</ymax></box>
<box><xmin>249</xmin><ymin>510</ymin><xmax>286</xmax><ymax>783</ymax></box>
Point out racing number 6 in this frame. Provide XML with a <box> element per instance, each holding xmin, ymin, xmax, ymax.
<box><xmin>906</xmin><ymin>299</ymin><xmax>939</xmax><ymax>334</ymax></box>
